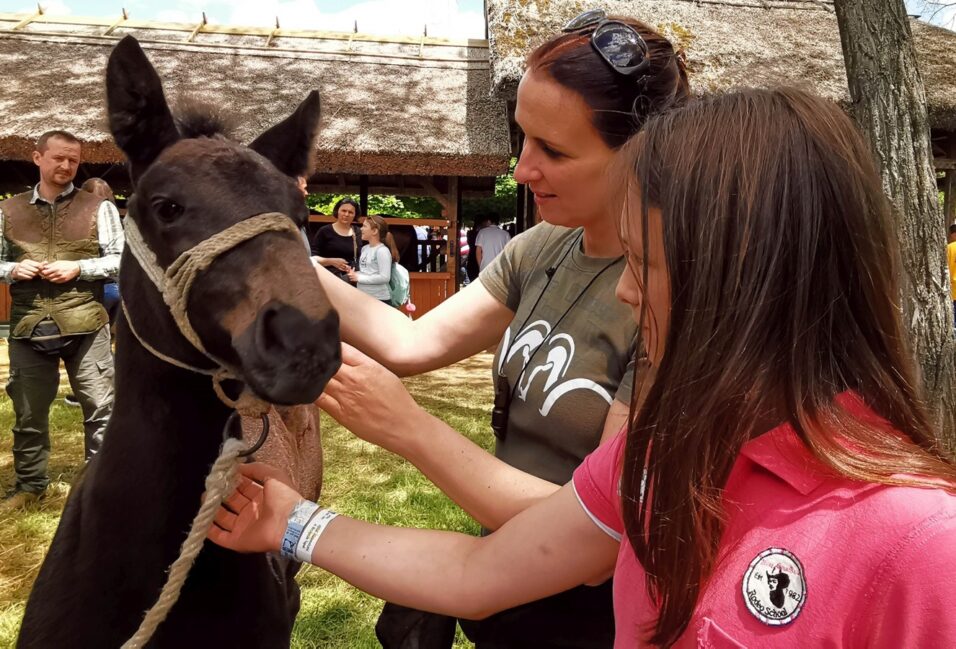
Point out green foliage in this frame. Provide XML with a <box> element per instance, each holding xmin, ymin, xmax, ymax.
<box><xmin>307</xmin><ymin>194</ymin><xmax>443</xmax><ymax>219</ymax></box>
<box><xmin>307</xmin><ymin>159</ymin><xmax>519</xmax><ymax>227</ymax></box>
<box><xmin>461</xmin><ymin>159</ymin><xmax>517</xmax><ymax>227</ymax></box>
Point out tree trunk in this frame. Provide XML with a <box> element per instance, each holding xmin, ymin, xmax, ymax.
<box><xmin>834</xmin><ymin>0</ymin><xmax>956</xmax><ymax>444</ymax></box>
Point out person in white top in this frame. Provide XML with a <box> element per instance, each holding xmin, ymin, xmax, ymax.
<box><xmin>348</xmin><ymin>215</ymin><xmax>398</xmax><ymax>303</ymax></box>
<box><xmin>475</xmin><ymin>217</ymin><xmax>512</xmax><ymax>273</ymax></box>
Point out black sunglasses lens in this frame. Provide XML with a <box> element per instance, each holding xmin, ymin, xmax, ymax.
<box><xmin>593</xmin><ymin>23</ymin><xmax>647</xmax><ymax>69</ymax></box>
<box><xmin>563</xmin><ymin>8</ymin><xmax>606</xmax><ymax>31</ymax></box>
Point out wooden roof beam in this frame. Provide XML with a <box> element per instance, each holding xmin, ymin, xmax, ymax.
<box><xmin>265</xmin><ymin>16</ymin><xmax>280</xmax><ymax>47</ymax></box>
<box><xmin>8</xmin><ymin>4</ymin><xmax>42</xmax><ymax>31</ymax></box>
<box><xmin>186</xmin><ymin>12</ymin><xmax>208</xmax><ymax>43</ymax></box>
<box><xmin>0</xmin><ymin>12</ymin><xmax>488</xmax><ymax>47</ymax></box>
<box><xmin>936</xmin><ymin>157</ymin><xmax>956</xmax><ymax>171</ymax></box>
<box><xmin>418</xmin><ymin>177</ymin><xmax>452</xmax><ymax>210</ymax></box>
<box><xmin>103</xmin><ymin>8</ymin><xmax>129</xmax><ymax>36</ymax></box>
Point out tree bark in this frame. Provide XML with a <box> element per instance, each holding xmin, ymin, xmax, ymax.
<box><xmin>834</xmin><ymin>0</ymin><xmax>956</xmax><ymax>444</ymax></box>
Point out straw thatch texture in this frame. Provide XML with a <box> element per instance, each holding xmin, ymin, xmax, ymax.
<box><xmin>486</xmin><ymin>0</ymin><xmax>956</xmax><ymax>130</ymax></box>
<box><xmin>0</xmin><ymin>15</ymin><xmax>510</xmax><ymax>176</ymax></box>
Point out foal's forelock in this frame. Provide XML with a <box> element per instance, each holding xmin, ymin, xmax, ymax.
<box><xmin>173</xmin><ymin>98</ymin><xmax>236</xmax><ymax>139</ymax></box>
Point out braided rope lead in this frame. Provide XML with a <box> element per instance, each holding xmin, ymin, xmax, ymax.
<box><xmin>120</xmin><ymin>437</ymin><xmax>246</xmax><ymax>649</ymax></box>
<box><xmin>117</xmin><ymin>212</ymin><xmax>299</xmax><ymax>647</ymax></box>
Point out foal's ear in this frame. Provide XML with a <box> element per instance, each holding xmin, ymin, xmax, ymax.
<box><xmin>249</xmin><ymin>90</ymin><xmax>321</xmax><ymax>178</ymax></box>
<box><xmin>106</xmin><ymin>36</ymin><xmax>180</xmax><ymax>183</ymax></box>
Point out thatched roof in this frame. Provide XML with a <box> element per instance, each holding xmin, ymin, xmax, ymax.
<box><xmin>0</xmin><ymin>13</ymin><xmax>511</xmax><ymax>176</ymax></box>
<box><xmin>486</xmin><ymin>0</ymin><xmax>956</xmax><ymax>131</ymax></box>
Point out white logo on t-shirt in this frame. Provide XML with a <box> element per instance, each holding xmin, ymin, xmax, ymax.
<box><xmin>742</xmin><ymin>548</ymin><xmax>807</xmax><ymax>626</ymax></box>
<box><xmin>499</xmin><ymin>321</ymin><xmax>613</xmax><ymax>416</ymax></box>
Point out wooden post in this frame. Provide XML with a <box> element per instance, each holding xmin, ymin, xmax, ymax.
<box><xmin>447</xmin><ymin>176</ymin><xmax>460</xmax><ymax>295</ymax></box>
<box><xmin>944</xmin><ymin>170</ymin><xmax>955</xmax><ymax>226</ymax></box>
<box><xmin>946</xmin><ymin>135</ymin><xmax>956</xmax><ymax>226</ymax></box>
<box><xmin>359</xmin><ymin>175</ymin><xmax>369</xmax><ymax>216</ymax></box>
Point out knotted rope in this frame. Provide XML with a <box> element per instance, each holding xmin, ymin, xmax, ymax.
<box><xmin>123</xmin><ymin>212</ymin><xmax>302</xmax><ymax>371</ymax></box>
<box><xmin>120</xmin><ymin>437</ymin><xmax>245</xmax><ymax>649</ymax></box>
<box><xmin>119</xmin><ymin>211</ymin><xmax>300</xmax><ymax>646</ymax></box>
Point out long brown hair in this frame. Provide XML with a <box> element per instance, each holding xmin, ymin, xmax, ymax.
<box><xmin>527</xmin><ymin>17</ymin><xmax>689</xmax><ymax>148</ymax></box>
<box><xmin>365</xmin><ymin>214</ymin><xmax>399</xmax><ymax>262</ymax></box>
<box><xmin>617</xmin><ymin>88</ymin><xmax>956</xmax><ymax>646</ymax></box>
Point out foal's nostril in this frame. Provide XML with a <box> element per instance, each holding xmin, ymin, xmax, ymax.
<box><xmin>255</xmin><ymin>304</ymin><xmax>282</xmax><ymax>353</ymax></box>
<box><xmin>255</xmin><ymin>302</ymin><xmax>309</xmax><ymax>355</ymax></box>
<box><xmin>244</xmin><ymin>301</ymin><xmax>341</xmax><ymax>404</ymax></box>
<box><xmin>253</xmin><ymin>301</ymin><xmax>339</xmax><ymax>360</ymax></box>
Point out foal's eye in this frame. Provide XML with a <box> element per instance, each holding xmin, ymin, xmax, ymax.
<box><xmin>154</xmin><ymin>199</ymin><xmax>185</xmax><ymax>224</ymax></box>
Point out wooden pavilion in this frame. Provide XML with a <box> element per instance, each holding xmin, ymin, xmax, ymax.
<box><xmin>484</xmin><ymin>0</ymin><xmax>956</xmax><ymax>230</ymax></box>
<box><xmin>0</xmin><ymin>9</ymin><xmax>512</xmax><ymax>318</ymax></box>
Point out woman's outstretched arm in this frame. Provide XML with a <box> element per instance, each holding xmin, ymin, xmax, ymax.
<box><xmin>318</xmin><ymin>344</ymin><xmax>629</xmax><ymax>530</ymax></box>
<box><xmin>208</xmin><ymin>463</ymin><xmax>619</xmax><ymax>620</ymax></box>
<box><xmin>315</xmin><ymin>264</ymin><xmax>514</xmax><ymax>376</ymax></box>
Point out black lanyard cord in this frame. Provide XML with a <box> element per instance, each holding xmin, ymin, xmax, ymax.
<box><xmin>498</xmin><ymin>231</ymin><xmax>623</xmax><ymax>410</ymax></box>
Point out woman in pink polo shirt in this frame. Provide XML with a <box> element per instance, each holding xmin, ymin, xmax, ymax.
<box><xmin>210</xmin><ymin>87</ymin><xmax>956</xmax><ymax>647</ymax></box>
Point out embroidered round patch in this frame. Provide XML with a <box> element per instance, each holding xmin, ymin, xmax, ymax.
<box><xmin>741</xmin><ymin>547</ymin><xmax>806</xmax><ymax>626</ymax></box>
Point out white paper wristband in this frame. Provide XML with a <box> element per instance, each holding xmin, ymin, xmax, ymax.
<box><xmin>280</xmin><ymin>500</ymin><xmax>320</xmax><ymax>560</ymax></box>
<box><xmin>295</xmin><ymin>508</ymin><xmax>339</xmax><ymax>564</ymax></box>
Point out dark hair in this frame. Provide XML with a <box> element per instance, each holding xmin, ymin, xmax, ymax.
<box><xmin>80</xmin><ymin>178</ymin><xmax>116</xmax><ymax>204</ymax></box>
<box><xmin>365</xmin><ymin>214</ymin><xmax>399</xmax><ymax>262</ymax></box>
<box><xmin>617</xmin><ymin>88</ymin><xmax>955</xmax><ymax>646</ymax></box>
<box><xmin>36</xmin><ymin>130</ymin><xmax>81</xmax><ymax>152</ymax></box>
<box><xmin>527</xmin><ymin>18</ymin><xmax>689</xmax><ymax>148</ymax></box>
<box><xmin>949</xmin><ymin>223</ymin><xmax>956</xmax><ymax>235</ymax></box>
<box><xmin>332</xmin><ymin>198</ymin><xmax>360</xmax><ymax>220</ymax></box>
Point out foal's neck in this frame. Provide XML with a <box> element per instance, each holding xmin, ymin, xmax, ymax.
<box><xmin>99</xmin><ymin>322</ymin><xmax>232</xmax><ymax>502</ymax></box>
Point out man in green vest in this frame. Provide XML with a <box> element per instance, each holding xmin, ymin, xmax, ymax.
<box><xmin>0</xmin><ymin>130</ymin><xmax>124</xmax><ymax>510</ymax></box>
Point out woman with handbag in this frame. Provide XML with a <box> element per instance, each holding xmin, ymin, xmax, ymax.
<box><xmin>311</xmin><ymin>197</ymin><xmax>362</xmax><ymax>278</ymax></box>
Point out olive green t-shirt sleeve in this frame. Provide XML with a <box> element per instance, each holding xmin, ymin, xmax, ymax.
<box><xmin>479</xmin><ymin>224</ymin><xmax>555</xmax><ymax>312</ymax></box>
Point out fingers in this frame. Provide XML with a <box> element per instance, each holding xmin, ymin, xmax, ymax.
<box><xmin>339</xmin><ymin>342</ymin><xmax>373</xmax><ymax>366</ymax></box>
<box><xmin>315</xmin><ymin>392</ymin><xmax>341</xmax><ymax>418</ymax></box>
<box><xmin>15</xmin><ymin>262</ymin><xmax>40</xmax><ymax>280</ymax></box>
<box><xmin>214</xmin><ymin>507</ymin><xmax>237</xmax><ymax>531</ymax></box>
<box><xmin>228</xmin><ymin>477</ymin><xmax>262</xmax><ymax>512</ymax></box>
<box><xmin>238</xmin><ymin>461</ymin><xmax>283</xmax><ymax>483</ymax></box>
<box><xmin>207</xmin><ymin>523</ymin><xmax>229</xmax><ymax>546</ymax></box>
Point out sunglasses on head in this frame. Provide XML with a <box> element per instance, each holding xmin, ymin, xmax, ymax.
<box><xmin>562</xmin><ymin>8</ymin><xmax>651</xmax><ymax>77</ymax></box>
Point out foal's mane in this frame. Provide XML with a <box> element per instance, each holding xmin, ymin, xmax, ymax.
<box><xmin>173</xmin><ymin>98</ymin><xmax>236</xmax><ymax>140</ymax></box>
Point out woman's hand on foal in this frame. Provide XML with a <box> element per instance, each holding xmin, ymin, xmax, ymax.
<box><xmin>317</xmin><ymin>343</ymin><xmax>427</xmax><ymax>455</ymax></box>
<box><xmin>208</xmin><ymin>463</ymin><xmax>301</xmax><ymax>555</ymax></box>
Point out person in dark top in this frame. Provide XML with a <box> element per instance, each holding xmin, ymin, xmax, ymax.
<box><xmin>311</xmin><ymin>198</ymin><xmax>362</xmax><ymax>279</ymax></box>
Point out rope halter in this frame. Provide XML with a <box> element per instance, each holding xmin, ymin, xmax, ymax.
<box><xmin>118</xmin><ymin>212</ymin><xmax>309</xmax><ymax>648</ymax></box>
<box><xmin>122</xmin><ymin>211</ymin><xmax>303</xmax><ymax>415</ymax></box>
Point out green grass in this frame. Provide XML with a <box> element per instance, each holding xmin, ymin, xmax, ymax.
<box><xmin>0</xmin><ymin>347</ymin><xmax>495</xmax><ymax>649</ymax></box>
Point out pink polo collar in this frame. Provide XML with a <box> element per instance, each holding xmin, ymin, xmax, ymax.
<box><xmin>737</xmin><ymin>392</ymin><xmax>883</xmax><ymax>496</ymax></box>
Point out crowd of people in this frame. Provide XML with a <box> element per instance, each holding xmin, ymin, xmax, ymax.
<box><xmin>4</xmin><ymin>7</ymin><xmax>956</xmax><ymax>648</ymax></box>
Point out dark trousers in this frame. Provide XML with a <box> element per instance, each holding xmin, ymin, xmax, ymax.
<box><xmin>376</xmin><ymin>580</ymin><xmax>615</xmax><ymax>649</ymax></box>
<box><xmin>7</xmin><ymin>326</ymin><xmax>114</xmax><ymax>493</ymax></box>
